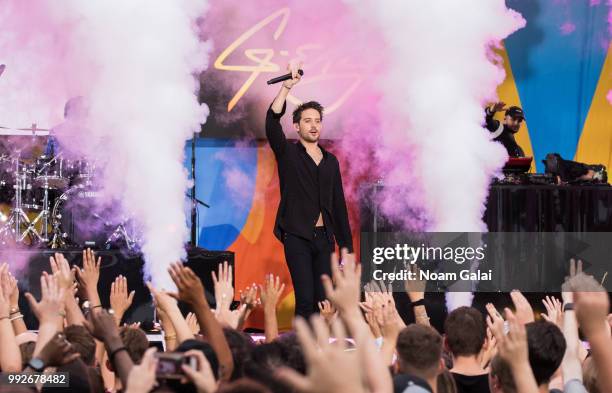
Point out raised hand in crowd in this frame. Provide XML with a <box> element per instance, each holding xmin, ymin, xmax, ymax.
<box><xmin>75</xmin><ymin>248</ymin><xmax>101</xmax><ymax>307</ymax></box>
<box><xmin>26</xmin><ymin>273</ymin><xmax>66</xmax><ymax>358</ymax></box>
<box><xmin>36</xmin><ymin>331</ymin><xmax>80</xmax><ymax>369</ymax></box>
<box><xmin>181</xmin><ymin>349</ymin><xmax>218</xmax><ymax>393</ymax></box>
<box><xmin>510</xmin><ymin>290</ymin><xmax>535</xmax><ymax>325</ymax></box>
<box><xmin>259</xmin><ymin>274</ymin><xmax>285</xmax><ymax>342</ymax></box>
<box><xmin>567</xmin><ymin>271</ymin><xmax>612</xmax><ymax>393</ymax></box>
<box><xmin>212</xmin><ymin>261</ymin><xmax>234</xmax><ymax>307</ymax></box>
<box><xmin>0</xmin><ymin>263</ymin><xmax>21</xmax><ymax>372</ymax></box>
<box><xmin>403</xmin><ymin>263</ymin><xmax>430</xmax><ymax>326</ymax></box>
<box><xmin>168</xmin><ymin>261</ymin><xmax>234</xmax><ymax>382</ymax></box>
<box><xmin>84</xmin><ymin>308</ymin><xmax>134</xmax><ymax>386</ymax></box>
<box><xmin>125</xmin><ymin>347</ymin><xmax>158</xmax><ymax>393</ymax></box>
<box><xmin>276</xmin><ymin>316</ymin><xmax>366</xmax><ymax>393</ymax></box>
<box><xmin>110</xmin><ymin>274</ymin><xmax>135</xmax><ymax>325</ymax></box>
<box><xmin>186</xmin><ymin>312</ymin><xmax>200</xmax><ymax>335</ymax></box>
<box><xmin>50</xmin><ymin>253</ymin><xmax>85</xmax><ymax>326</ymax></box>
<box><xmin>238</xmin><ymin>283</ymin><xmax>259</xmax><ymax>327</ymax></box>
<box><xmin>147</xmin><ymin>282</ymin><xmax>194</xmax><ymax>343</ymax></box>
<box><xmin>322</xmin><ymin>249</ymin><xmax>393</xmax><ymax>393</ymax></box>
<box><xmin>0</xmin><ymin>262</ymin><xmax>26</xmax><ymax>335</ymax></box>
<box><xmin>317</xmin><ymin>299</ymin><xmax>337</xmax><ymax>326</ymax></box>
<box><xmin>541</xmin><ymin>295</ymin><xmax>563</xmax><ymax>328</ymax></box>
<box><xmin>492</xmin><ymin>308</ymin><xmax>539</xmax><ymax>393</ymax></box>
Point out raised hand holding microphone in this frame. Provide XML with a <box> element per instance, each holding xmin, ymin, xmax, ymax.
<box><xmin>270</xmin><ymin>61</ymin><xmax>302</xmax><ymax>115</ymax></box>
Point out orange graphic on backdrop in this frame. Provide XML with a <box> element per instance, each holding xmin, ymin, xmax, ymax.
<box><xmin>213</xmin><ymin>7</ymin><xmax>363</xmax><ymax>114</ymax></box>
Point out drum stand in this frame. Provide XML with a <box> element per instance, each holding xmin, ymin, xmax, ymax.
<box><xmin>0</xmin><ymin>158</ymin><xmax>34</xmax><ymax>243</ymax></box>
<box><xmin>20</xmin><ymin>180</ymin><xmax>51</xmax><ymax>242</ymax></box>
<box><xmin>104</xmin><ymin>219</ymin><xmax>139</xmax><ymax>251</ymax></box>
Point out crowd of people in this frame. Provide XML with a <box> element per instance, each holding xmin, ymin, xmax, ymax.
<box><xmin>0</xmin><ymin>250</ymin><xmax>610</xmax><ymax>393</ymax></box>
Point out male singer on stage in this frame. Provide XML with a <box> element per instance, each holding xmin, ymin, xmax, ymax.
<box><xmin>265</xmin><ymin>62</ymin><xmax>353</xmax><ymax>319</ymax></box>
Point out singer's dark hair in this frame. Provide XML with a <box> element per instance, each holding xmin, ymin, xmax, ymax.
<box><xmin>292</xmin><ymin>101</ymin><xmax>324</xmax><ymax>124</ymax></box>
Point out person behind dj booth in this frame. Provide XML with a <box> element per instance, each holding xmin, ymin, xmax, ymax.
<box><xmin>484</xmin><ymin>102</ymin><xmax>525</xmax><ymax>158</ymax></box>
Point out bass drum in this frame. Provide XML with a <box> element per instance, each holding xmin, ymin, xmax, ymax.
<box><xmin>51</xmin><ymin>185</ymin><xmax>109</xmax><ymax>247</ymax></box>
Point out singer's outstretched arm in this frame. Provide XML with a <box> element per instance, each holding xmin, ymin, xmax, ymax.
<box><xmin>271</xmin><ymin>63</ymin><xmax>301</xmax><ymax>114</ymax></box>
<box><xmin>266</xmin><ymin>64</ymin><xmax>302</xmax><ymax>157</ymax></box>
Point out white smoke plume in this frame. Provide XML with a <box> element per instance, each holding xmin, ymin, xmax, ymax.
<box><xmin>64</xmin><ymin>1</ymin><xmax>211</xmax><ymax>289</ymax></box>
<box><xmin>0</xmin><ymin>1</ymin><xmax>211</xmax><ymax>289</ymax></box>
<box><xmin>344</xmin><ymin>1</ymin><xmax>525</xmax><ymax>309</ymax></box>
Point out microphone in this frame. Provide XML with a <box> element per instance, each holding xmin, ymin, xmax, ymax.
<box><xmin>267</xmin><ymin>69</ymin><xmax>304</xmax><ymax>85</ymax></box>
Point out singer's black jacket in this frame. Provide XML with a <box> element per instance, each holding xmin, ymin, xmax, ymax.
<box><xmin>265</xmin><ymin>102</ymin><xmax>353</xmax><ymax>253</ymax></box>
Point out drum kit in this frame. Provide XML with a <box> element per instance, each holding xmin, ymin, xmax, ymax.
<box><xmin>0</xmin><ymin>149</ymin><xmax>138</xmax><ymax>249</ymax></box>
<box><xmin>0</xmin><ymin>151</ymin><xmax>94</xmax><ymax>247</ymax></box>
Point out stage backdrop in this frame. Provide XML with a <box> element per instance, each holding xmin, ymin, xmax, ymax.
<box><xmin>189</xmin><ymin>0</ymin><xmax>612</xmax><ymax>330</ymax></box>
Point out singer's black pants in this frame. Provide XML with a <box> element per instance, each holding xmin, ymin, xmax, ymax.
<box><xmin>283</xmin><ymin>227</ymin><xmax>334</xmax><ymax>320</ymax></box>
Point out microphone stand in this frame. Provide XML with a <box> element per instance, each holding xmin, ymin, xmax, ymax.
<box><xmin>190</xmin><ymin>132</ymin><xmax>210</xmax><ymax>247</ymax></box>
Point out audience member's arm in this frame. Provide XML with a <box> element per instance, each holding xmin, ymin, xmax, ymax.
<box><xmin>237</xmin><ymin>284</ymin><xmax>258</xmax><ymax>330</ymax></box>
<box><xmin>182</xmin><ymin>349</ymin><xmax>218</xmax><ymax>393</ymax></box>
<box><xmin>186</xmin><ymin>312</ymin><xmax>200</xmax><ymax>335</ymax></box>
<box><xmin>560</xmin><ymin>307</ymin><xmax>585</xmax><ymax>388</ymax></box>
<box><xmin>110</xmin><ymin>275</ymin><xmax>135</xmax><ymax>326</ymax></box>
<box><xmin>322</xmin><ymin>249</ymin><xmax>393</xmax><ymax>393</ymax></box>
<box><xmin>494</xmin><ymin>308</ymin><xmax>539</xmax><ymax>393</ymax></box>
<box><xmin>26</xmin><ymin>274</ymin><xmax>66</xmax><ymax>359</ymax></box>
<box><xmin>4</xmin><ymin>271</ymin><xmax>27</xmax><ymax>335</ymax></box>
<box><xmin>84</xmin><ymin>309</ymin><xmax>134</xmax><ymax>387</ymax></box>
<box><xmin>0</xmin><ymin>265</ymin><xmax>21</xmax><ymax>372</ymax></box>
<box><xmin>75</xmin><ymin>248</ymin><xmax>102</xmax><ymax>307</ymax></box>
<box><xmin>147</xmin><ymin>282</ymin><xmax>194</xmax><ymax>344</ymax></box>
<box><xmin>277</xmin><ymin>316</ymin><xmax>366</xmax><ymax>393</ymax></box>
<box><xmin>259</xmin><ymin>274</ymin><xmax>285</xmax><ymax>343</ymax></box>
<box><xmin>125</xmin><ymin>347</ymin><xmax>158</xmax><ymax>393</ymax></box>
<box><xmin>404</xmin><ymin>264</ymin><xmax>430</xmax><ymax>326</ymax></box>
<box><xmin>510</xmin><ymin>290</ymin><xmax>535</xmax><ymax>325</ymax></box>
<box><xmin>212</xmin><ymin>261</ymin><xmax>234</xmax><ymax>312</ymax></box>
<box><xmin>377</xmin><ymin>301</ymin><xmax>402</xmax><ymax>366</ymax></box>
<box><xmin>157</xmin><ymin>307</ymin><xmax>178</xmax><ymax>351</ymax></box>
<box><xmin>570</xmin><ymin>274</ymin><xmax>612</xmax><ymax>393</ymax></box>
<box><xmin>50</xmin><ymin>253</ymin><xmax>85</xmax><ymax>327</ymax></box>
<box><xmin>168</xmin><ymin>262</ymin><xmax>234</xmax><ymax>382</ymax></box>
<box><xmin>317</xmin><ymin>300</ymin><xmax>337</xmax><ymax>326</ymax></box>
<box><xmin>33</xmin><ymin>332</ymin><xmax>81</xmax><ymax>371</ymax></box>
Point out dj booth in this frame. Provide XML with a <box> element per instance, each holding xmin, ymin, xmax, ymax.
<box><xmin>485</xmin><ymin>184</ymin><xmax>612</xmax><ymax>232</ymax></box>
<box><xmin>359</xmin><ymin>182</ymin><xmax>612</xmax><ymax>330</ymax></box>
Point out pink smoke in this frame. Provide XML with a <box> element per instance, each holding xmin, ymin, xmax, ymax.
<box><xmin>0</xmin><ymin>1</ymin><xmax>211</xmax><ymax>289</ymax></box>
<box><xmin>561</xmin><ymin>22</ymin><xmax>577</xmax><ymax>35</ymax></box>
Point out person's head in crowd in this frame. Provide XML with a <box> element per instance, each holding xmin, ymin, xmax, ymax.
<box><xmin>104</xmin><ymin>326</ymin><xmax>150</xmax><ymax>375</ymax></box>
<box><xmin>525</xmin><ymin>321</ymin><xmax>566</xmax><ymax>387</ymax></box>
<box><xmin>444</xmin><ymin>307</ymin><xmax>487</xmax><ymax>359</ymax></box>
<box><xmin>120</xmin><ymin>326</ymin><xmax>149</xmax><ymax>364</ymax></box>
<box><xmin>275</xmin><ymin>333</ymin><xmax>306</xmax><ymax>374</ymax></box>
<box><xmin>582</xmin><ymin>356</ymin><xmax>600</xmax><ymax>393</ymax></box>
<box><xmin>488</xmin><ymin>355</ymin><xmax>516</xmax><ymax>393</ymax></box>
<box><xmin>223</xmin><ymin>327</ymin><xmax>256</xmax><ymax>380</ymax></box>
<box><xmin>244</xmin><ymin>339</ymin><xmax>305</xmax><ymax>393</ymax></box>
<box><xmin>437</xmin><ymin>369</ymin><xmax>458</xmax><ymax>393</ymax></box>
<box><xmin>396</xmin><ymin>325</ymin><xmax>443</xmax><ymax>382</ymax></box>
<box><xmin>64</xmin><ymin>325</ymin><xmax>96</xmax><ymax>366</ymax></box>
<box><xmin>176</xmin><ymin>339</ymin><xmax>220</xmax><ymax>380</ymax></box>
<box><xmin>216</xmin><ymin>378</ymin><xmax>273</xmax><ymax>393</ymax></box>
<box><xmin>165</xmin><ymin>339</ymin><xmax>220</xmax><ymax>393</ymax></box>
